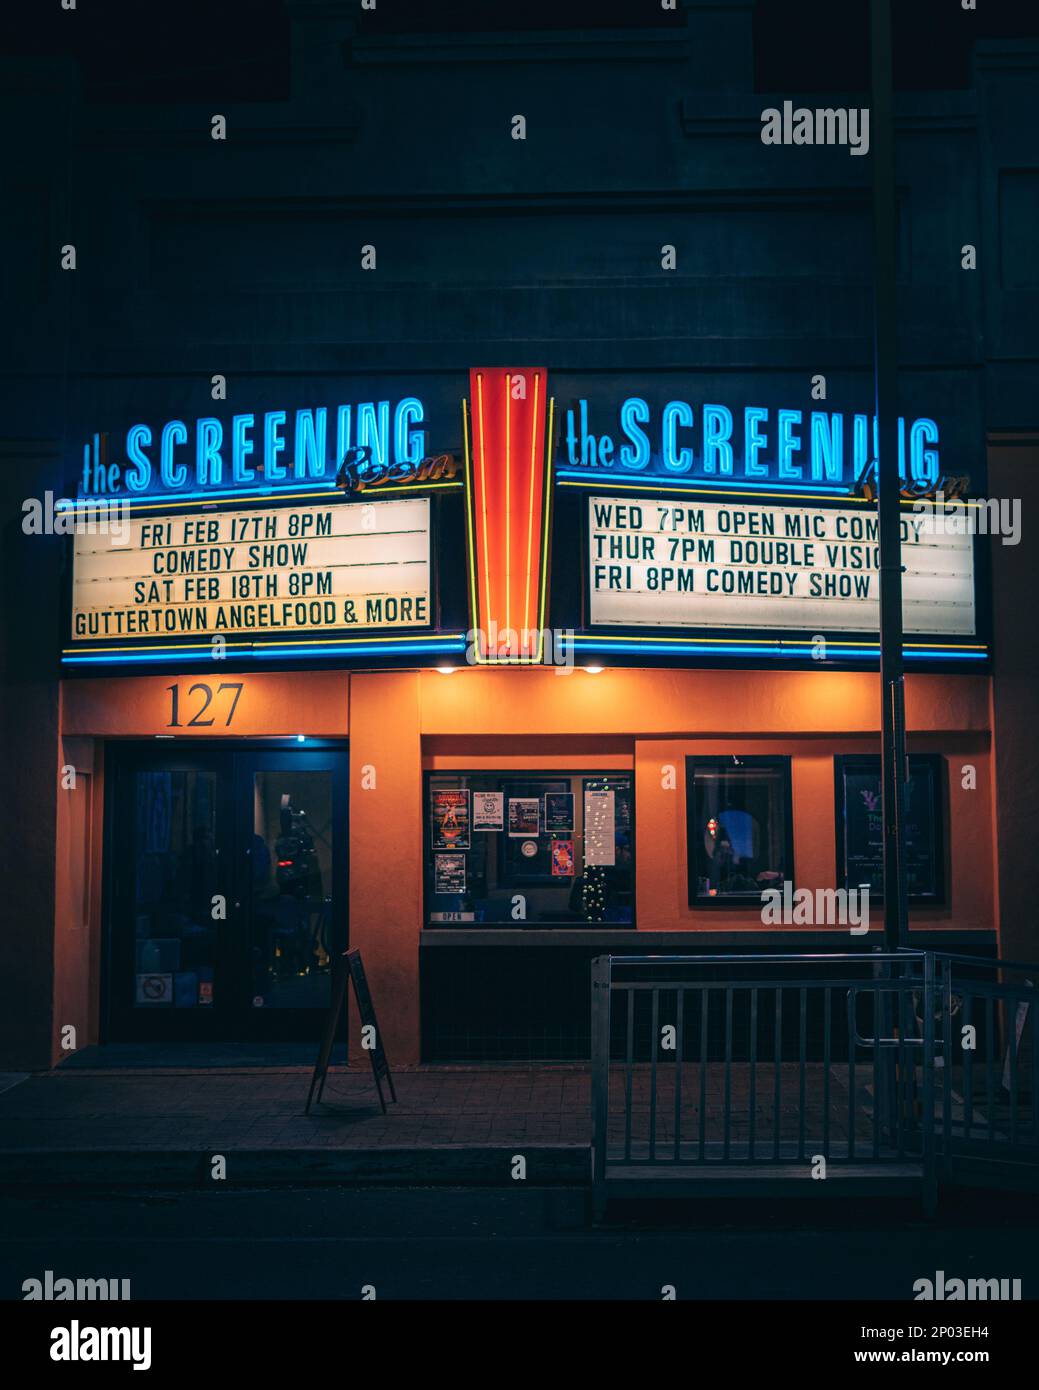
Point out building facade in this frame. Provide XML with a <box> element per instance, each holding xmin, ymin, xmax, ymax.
<box><xmin>2</xmin><ymin>2</ymin><xmax>1037</xmax><ymax>1070</ymax></box>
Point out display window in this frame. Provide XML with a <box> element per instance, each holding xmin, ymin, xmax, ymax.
<box><xmin>834</xmin><ymin>754</ymin><xmax>945</xmax><ymax>903</ymax></box>
<box><xmin>424</xmin><ymin>771</ymin><xmax>634</xmax><ymax>926</ymax></box>
<box><xmin>686</xmin><ymin>756</ymin><xmax>793</xmax><ymax>905</ymax></box>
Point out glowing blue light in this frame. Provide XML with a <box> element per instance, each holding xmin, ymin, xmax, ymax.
<box><xmin>196</xmin><ymin>418</ymin><xmax>223</xmax><ymax>487</ymax></box>
<box><xmin>662</xmin><ymin>401</ymin><xmax>695</xmax><ymax>473</ymax></box>
<box><xmin>125</xmin><ymin>424</ymin><xmax>152</xmax><ymax>492</ymax></box>
<box><xmin>810</xmin><ymin>412</ymin><xmax>843</xmax><ymax>484</ymax></box>
<box><xmin>160</xmin><ymin>420</ymin><xmax>188</xmax><ymax>489</ymax></box>
<box><xmin>910</xmin><ymin>418</ymin><xmax>940</xmax><ymax>488</ymax></box>
<box><xmin>744</xmin><ymin>407</ymin><xmax>769</xmax><ymax>477</ymax></box>
<box><xmin>294</xmin><ymin>409</ymin><xmax>328</xmax><ymax>481</ymax></box>
<box><xmin>357</xmin><ymin>401</ymin><xmax>390</xmax><ymax>470</ymax></box>
<box><xmin>394</xmin><ymin>397</ymin><xmax>426</xmax><ymax>465</ymax></box>
<box><xmin>232</xmin><ymin>414</ymin><xmax>255</xmax><ymax>483</ymax></box>
<box><xmin>777</xmin><ymin>409</ymin><xmax>803</xmax><ymax>480</ymax></box>
<box><xmin>62</xmin><ymin>636</ymin><xmax>468</xmax><ymax>666</ymax></box>
<box><xmin>702</xmin><ymin>405</ymin><xmax>734</xmax><ymax>476</ymax></box>
<box><xmin>555</xmin><ymin>471</ymin><xmax>850</xmax><ymax>495</ymax></box>
<box><xmin>264</xmin><ymin>411</ymin><xmax>287</xmax><ymax>481</ymax></box>
<box><xmin>618</xmin><ymin>397</ymin><xmax>651</xmax><ymax>470</ymax></box>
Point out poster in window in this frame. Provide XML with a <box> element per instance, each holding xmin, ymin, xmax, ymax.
<box><xmin>508</xmin><ymin>797</ymin><xmax>541</xmax><ymax>837</ymax></box>
<box><xmin>551</xmin><ymin>839</ymin><xmax>575</xmax><ymax>877</ymax></box>
<box><xmin>583</xmin><ymin>789</ymin><xmax>616</xmax><ymax>866</ymax></box>
<box><xmin>836</xmin><ymin>756</ymin><xmax>943</xmax><ymax>901</ymax></box>
<box><xmin>472</xmin><ymin>791</ymin><xmax>504</xmax><ymax>831</ymax></box>
<box><xmin>434</xmin><ymin>853</ymin><xmax>467</xmax><ymax>895</ymax></box>
<box><xmin>543</xmin><ymin>792</ymin><xmax>574</xmax><ymax>834</ymax></box>
<box><xmin>431</xmin><ymin>789</ymin><xmax>470</xmax><ymax>849</ymax></box>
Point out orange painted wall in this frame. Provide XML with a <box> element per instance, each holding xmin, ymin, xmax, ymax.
<box><xmin>56</xmin><ymin>663</ymin><xmax>993</xmax><ymax>1065</ymax></box>
<box><xmin>62</xmin><ymin>670</ymin><xmax>349</xmax><ymax>738</ymax></box>
<box><xmin>409</xmin><ymin>668</ymin><xmax>993</xmax><ymax>941</ymax></box>
<box><xmin>347</xmin><ymin>673</ymin><xmax>423</xmax><ymax>1065</ymax></box>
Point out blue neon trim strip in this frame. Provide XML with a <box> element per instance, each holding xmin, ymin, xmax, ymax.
<box><xmin>62</xmin><ymin>638</ymin><xmax>467</xmax><ymax>665</ymax></box>
<box><xmin>555</xmin><ymin>471</ymin><xmax>852</xmax><ymax>495</ymax></box>
<box><xmin>568</xmin><ymin>639</ymin><xmax>987</xmax><ymax>660</ymax></box>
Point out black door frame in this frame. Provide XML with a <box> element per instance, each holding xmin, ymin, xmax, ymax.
<box><xmin>102</xmin><ymin>739</ymin><xmax>349</xmax><ymax>1042</ymax></box>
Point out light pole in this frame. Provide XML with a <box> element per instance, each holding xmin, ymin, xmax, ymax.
<box><xmin>870</xmin><ymin>0</ymin><xmax>909</xmax><ymax>952</ymax></box>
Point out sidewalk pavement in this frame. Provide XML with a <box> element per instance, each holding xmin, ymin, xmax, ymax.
<box><xmin>0</xmin><ymin>1063</ymin><xmax>592</xmax><ymax>1186</ymax></box>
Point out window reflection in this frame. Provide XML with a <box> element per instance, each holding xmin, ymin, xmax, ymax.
<box><xmin>250</xmin><ymin>772</ymin><xmax>334</xmax><ymax>1008</ymax></box>
<box><xmin>132</xmin><ymin>770</ymin><xmax>217</xmax><ymax>1008</ymax></box>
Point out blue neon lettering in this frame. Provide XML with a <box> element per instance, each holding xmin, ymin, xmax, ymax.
<box><xmin>702</xmin><ymin>405</ymin><xmax>734</xmax><ymax>475</ymax></box>
<box><xmin>744</xmin><ymin>407</ymin><xmax>769</xmax><ymax>477</ymax></box>
<box><xmin>294</xmin><ymin>409</ymin><xmax>328</xmax><ymax>480</ymax></box>
<box><xmin>394</xmin><ymin>397</ymin><xmax>425</xmax><ymax>465</ymax></box>
<box><xmin>264</xmin><ymin>411</ymin><xmax>287</xmax><ymax>481</ymax></box>
<box><xmin>809</xmin><ymin>412</ymin><xmax>843</xmax><ymax>483</ymax></box>
<box><xmin>160</xmin><ymin>420</ymin><xmax>188</xmax><ymax>488</ymax></box>
<box><xmin>618</xmin><ymin>397</ymin><xmax>651</xmax><ymax>470</ymax></box>
<box><xmin>357</xmin><ymin>402</ymin><xmax>390</xmax><ymax>469</ymax></box>
<box><xmin>662</xmin><ymin>401</ymin><xmax>694</xmax><ymax>473</ymax></box>
<box><xmin>232</xmin><ymin>414</ymin><xmax>255</xmax><ymax>483</ymax></box>
<box><xmin>336</xmin><ymin>405</ymin><xmax>352</xmax><ymax>467</ymax></box>
<box><xmin>196</xmin><ymin>418</ymin><xmax>223</xmax><ymax>487</ymax></box>
<box><xmin>777</xmin><ymin>410</ymin><xmax>802</xmax><ymax>479</ymax></box>
<box><xmin>910</xmin><ymin>417</ymin><xmax>939</xmax><ymax>487</ymax></box>
<box><xmin>125</xmin><ymin>424</ymin><xmax>152</xmax><ymax>492</ymax></box>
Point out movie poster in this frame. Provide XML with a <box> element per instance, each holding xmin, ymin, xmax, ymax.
<box><xmin>551</xmin><ymin>839</ymin><xmax>575</xmax><ymax>877</ymax></box>
<box><xmin>431</xmin><ymin>789</ymin><xmax>471</xmax><ymax>849</ymax></box>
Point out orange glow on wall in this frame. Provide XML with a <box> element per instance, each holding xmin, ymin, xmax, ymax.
<box><xmin>465</xmin><ymin>367</ymin><xmax>551</xmax><ymax>661</ymax></box>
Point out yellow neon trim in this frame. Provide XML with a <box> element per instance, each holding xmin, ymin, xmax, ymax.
<box><xmin>523</xmin><ymin>372</ymin><xmax>539</xmax><ymax>641</ymax></box>
<box><xmin>476</xmin><ymin>373</ymin><xmax>491</xmax><ymax>657</ymax></box>
<box><xmin>535</xmin><ymin>396</ymin><xmax>555</xmax><ymax>663</ymax></box>
<box><xmin>504</xmin><ymin>372</ymin><xmax>511</xmax><ymax>640</ymax></box>
<box><xmin>461</xmin><ymin>398</ymin><xmax>484</xmax><ymax>664</ymax></box>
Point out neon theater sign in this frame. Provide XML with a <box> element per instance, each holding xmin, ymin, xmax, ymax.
<box><xmin>64</xmin><ymin>373</ymin><xmax>982</xmax><ymax>671</ymax></box>
<box><xmin>79</xmin><ymin>396</ymin><xmax>435</xmax><ymax>500</ymax></box>
<box><xmin>558</xmin><ymin>398</ymin><xmax>942</xmax><ymax>491</ymax></box>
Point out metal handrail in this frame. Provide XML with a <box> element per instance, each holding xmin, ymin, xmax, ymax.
<box><xmin>591</xmin><ymin>948</ymin><xmax>1039</xmax><ymax>1215</ymax></box>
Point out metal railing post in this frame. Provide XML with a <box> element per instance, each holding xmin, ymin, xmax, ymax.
<box><xmin>921</xmin><ymin>952</ymin><xmax>938</xmax><ymax>1216</ymax></box>
<box><xmin>590</xmin><ymin>955</ymin><xmax>612</xmax><ymax>1218</ymax></box>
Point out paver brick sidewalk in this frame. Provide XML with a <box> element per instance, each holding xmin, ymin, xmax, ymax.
<box><xmin>0</xmin><ymin>1064</ymin><xmax>593</xmax><ymax>1152</ymax></box>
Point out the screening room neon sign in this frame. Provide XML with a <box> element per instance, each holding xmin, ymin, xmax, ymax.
<box><xmin>561</xmin><ymin>398</ymin><xmax>941</xmax><ymax>489</ymax></box>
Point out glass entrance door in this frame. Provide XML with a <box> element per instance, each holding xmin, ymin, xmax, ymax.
<box><xmin>106</xmin><ymin>744</ymin><xmax>348</xmax><ymax>1040</ymax></box>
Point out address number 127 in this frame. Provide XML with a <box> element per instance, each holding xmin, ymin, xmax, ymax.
<box><xmin>166</xmin><ymin>682</ymin><xmax>244</xmax><ymax>728</ymax></box>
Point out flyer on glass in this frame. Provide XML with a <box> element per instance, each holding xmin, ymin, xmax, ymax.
<box><xmin>551</xmin><ymin>839</ymin><xmax>575</xmax><ymax>877</ymax></box>
<box><xmin>543</xmin><ymin>792</ymin><xmax>574</xmax><ymax>834</ymax></box>
<box><xmin>583</xmin><ymin>789</ymin><xmax>616</xmax><ymax>865</ymax></box>
<box><xmin>472</xmin><ymin>790</ymin><xmax>505</xmax><ymax>831</ymax></box>
<box><xmin>431</xmin><ymin>788</ymin><xmax>471</xmax><ymax>849</ymax></box>
<box><xmin>434</xmin><ymin>852</ymin><xmax>467</xmax><ymax>894</ymax></box>
<box><xmin>508</xmin><ymin>797</ymin><xmax>541</xmax><ymax>837</ymax></box>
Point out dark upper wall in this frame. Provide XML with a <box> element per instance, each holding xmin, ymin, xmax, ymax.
<box><xmin>1</xmin><ymin>1</ymin><xmax>1036</xmax><ymax>477</ymax></box>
